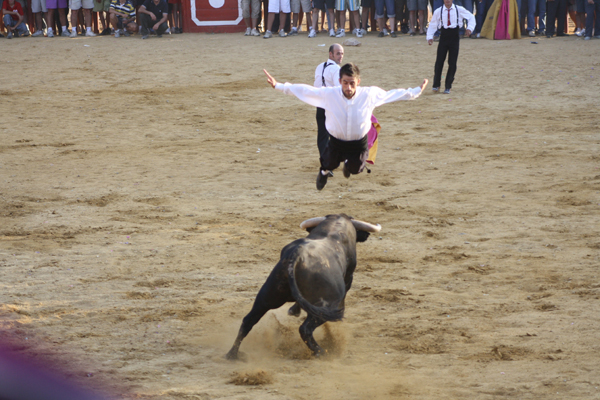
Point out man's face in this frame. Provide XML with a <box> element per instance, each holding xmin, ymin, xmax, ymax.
<box><xmin>444</xmin><ymin>0</ymin><xmax>453</xmax><ymax>8</ymax></box>
<box><xmin>340</xmin><ymin>74</ymin><xmax>360</xmax><ymax>99</ymax></box>
<box><xmin>329</xmin><ymin>46</ymin><xmax>344</xmax><ymax>65</ymax></box>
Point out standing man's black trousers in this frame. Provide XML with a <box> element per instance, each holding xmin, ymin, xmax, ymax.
<box><xmin>433</xmin><ymin>26</ymin><xmax>460</xmax><ymax>90</ymax></box>
<box><xmin>316</xmin><ymin>107</ymin><xmax>329</xmax><ymax>158</ymax></box>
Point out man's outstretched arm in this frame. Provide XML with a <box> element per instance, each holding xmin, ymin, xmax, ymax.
<box><xmin>263</xmin><ymin>69</ymin><xmax>327</xmax><ymax>109</ymax></box>
<box><xmin>371</xmin><ymin>79</ymin><xmax>430</xmax><ymax>107</ymax></box>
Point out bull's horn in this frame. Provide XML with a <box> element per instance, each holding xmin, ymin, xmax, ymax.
<box><xmin>351</xmin><ymin>220</ymin><xmax>382</xmax><ymax>233</ymax></box>
<box><xmin>300</xmin><ymin>217</ymin><xmax>326</xmax><ymax>229</ymax></box>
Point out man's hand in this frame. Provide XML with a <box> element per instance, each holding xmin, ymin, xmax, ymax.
<box><xmin>428</xmin><ymin>39</ymin><xmax>433</xmax><ymax>45</ymax></box>
<box><xmin>420</xmin><ymin>79</ymin><xmax>429</xmax><ymax>91</ymax></box>
<box><xmin>465</xmin><ymin>29</ymin><xmax>472</xmax><ymax>36</ymax></box>
<box><xmin>150</xmin><ymin>13</ymin><xmax>157</xmax><ymax>20</ymax></box>
<box><xmin>153</xmin><ymin>23</ymin><xmax>159</xmax><ymax>30</ymax></box>
<box><xmin>263</xmin><ymin>69</ymin><xmax>277</xmax><ymax>88</ymax></box>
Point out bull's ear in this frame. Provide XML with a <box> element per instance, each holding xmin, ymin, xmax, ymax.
<box><xmin>356</xmin><ymin>231</ymin><xmax>371</xmax><ymax>242</ymax></box>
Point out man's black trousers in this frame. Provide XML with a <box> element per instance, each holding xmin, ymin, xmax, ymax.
<box><xmin>433</xmin><ymin>26</ymin><xmax>460</xmax><ymax>90</ymax></box>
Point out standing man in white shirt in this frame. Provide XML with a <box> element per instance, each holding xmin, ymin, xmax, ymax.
<box><xmin>264</xmin><ymin>63</ymin><xmax>428</xmax><ymax>190</ymax></box>
<box><xmin>314</xmin><ymin>44</ymin><xmax>343</xmax><ymax>162</ymax></box>
<box><xmin>427</xmin><ymin>0</ymin><xmax>475</xmax><ymax>94</ymax></box>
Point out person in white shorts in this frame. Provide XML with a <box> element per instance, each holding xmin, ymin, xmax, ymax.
<box><xmin>263</xmin><ymin>0</ymin><xmax>290</xmax><ymax>38</ymax></box>
<box><xmin>290</xmin><ymin>0</ymin><xmax>311</xmax><ymax>35</ymax></box>
<box><xmin>30</xmin><ymin>0</ymin><xmax>47</xmax><ymax>36</ymax></box>
<box><xmin>335</xmin><ymin>0</ymin><xmax>362</xmax><ymax>37</ymax></box>
<box><xmin>69</xmin><ymin>0</ymin><xmax>97</xmax><ymax>36</ymax></box>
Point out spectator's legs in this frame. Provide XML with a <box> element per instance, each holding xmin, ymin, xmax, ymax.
<box><xmin>418</xmin><ymin>9</ymin><xmax>424</xmax><ymax>33</ymax></box>
<box><xmin>432</xmin><ymin>0</ymin><xmax>442</xmax><ymax>36</ymax></box>
<box><xmin>408</xmin><ymin>9</ymin><xmax>415</xmax><ymax>33</ymax></box>
<box><xmin>594</xmin><ymin>0</ymin><xmax>600</xmax><ymax>35</ymax></box>
<box><xmin>555</xmin><ymin>0</ymin><xmax>566</xmax><ymax>34</ymax></box>
<box><xmin>546</xmin><ymin>0</ymin><xmax>556</xmax><ymax>35</ymax></box>
<box><xmin>71</xmin><ymin>7</ymin><xmax>80</xmax><ymax>33</ymax></box>
<box><xmin>279</xmin><ymin>10</ymin><xmax>287</xmax><ymax>31</ymax></box>
<box><xmin>576</xmin><ymin>11</ymin><xmax>584</xmax><ymax>31</ymax></box>
<box><xmin>311</xmin><ymin>7</ymin><xmax>320</xmax><ymax>30</ymax></box>
<box><xmin>35</xmin><ymin>11</ymin><xmax>47</xmax><ymax>33</ymax></box>
<box><xmin>83</xmin><ymin>8</ymin><xmax>93</xmax><ymax>30</ymax></box>
<box><xmin>17</xmin><ymin>21</ymin><xmax>29</xmax><ymax>34</ymax></box>
<box><xmin>351</xmin><ymin>10</ymin><xmax>360</xmax><ymax>31</ymax></box>
<box><xmin>326</xmin><ymin>8</ymin><xmax>335</xmax><ymax>30</ymax></box>
<box><xmin>526</xmin><ymin>0</ymin><xmax>537</xmax><ymax>32</ymax></box>
<box><xmin>361</xmin><ymin>4</ymin><xmax>369</xmax><ymax>31</ymax></box>
<box><xmin>460</xmin><ymin>0</ymin><xmax>472</xmax><ymax>31</ymax></box>
<box><xmin>56</xmin><ymin>8</ymin><xmax>67</xmax><ymax>33</ymax></box>
<box><xmin>339</xmin><ymin>9</ymin><xmax>346</xmax><ymax>32</ymax></box>
<box><xmin>98</xmin><ymin>9</ymin><xmax>106</xmax><ymax>30</ymax></box>
<box><xmin>584</xmin><ymin>0</ymin><xmax>598</xmax><ymax>37</ymax></box>
<box><xmin>140</xmin><ymin>12</ymin><xmax>151</xmax><ymax>34</ymax></box>
<box><xmin>110</xmin><ymin>13</ymin><xmax>118</xmax><ymax>31</ymax></box>
<box><xmin>536</xmin><ymin>0</ymin><xmax>545</xmax><ymax>32</ymax></box>
<box><xmin>266</xmin><ymin>11</ymin><xmax>275</xmax><ymax>31</ymax></box>
<box><xmin>304</xmin><ymin>12</ymin><xmax>311</xmax><ymax>28</ymax></box>
<box><xmin>3</xmin><ymin>14</ymin><xmax>13</xmax><ymax>33</ymax></box>
<box><xmin>47</xmin><ymin>7</ymin><xmax>55</xmax><ymax>34</ymax></box>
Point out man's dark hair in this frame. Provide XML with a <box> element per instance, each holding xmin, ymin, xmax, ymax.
<box><xmin>328</xmin><ymin>44</ymin><xmax>336</xmax><ymax>54</ymax></box>
<box><xmin>339</xmin><ymin>63</ymin><xmax>360</xmax><ymax>80</ymax></box>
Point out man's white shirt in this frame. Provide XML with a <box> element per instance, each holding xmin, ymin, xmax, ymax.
<box><xmin>314</xmin><ymin>60</ymin><xmax>341</xmax><ymax>88</ymax></box>
<box><xmin>275</xmin><ymin>83</ymin><xmax>423</xmax><ymax>141</ymax></box>
<box><xmin>426</xmin><ymin>4</ymin><xmax>476</xmax><ymax>40</ymax></box>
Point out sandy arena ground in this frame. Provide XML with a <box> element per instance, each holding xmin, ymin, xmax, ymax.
<box><xmin>1</xmin><ymin>31</ymin><xmax>599</xmax><ymax>400</ymax></box>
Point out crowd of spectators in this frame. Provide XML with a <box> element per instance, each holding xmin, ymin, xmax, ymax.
<box><xmin>1</xmin><ymin>0</ymin><xmax>183</xmax><ymax>37</ymax></box>
<box><xmin>2</xmin><ymin>0</ymin><xmax>598</xmax><ymax>39</ymax></box>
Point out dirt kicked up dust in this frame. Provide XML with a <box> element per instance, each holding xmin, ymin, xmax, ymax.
<box><xmin>1</xmin><ymin>32</ymin><xmax>599</xmax><ymax>400</ymax></box>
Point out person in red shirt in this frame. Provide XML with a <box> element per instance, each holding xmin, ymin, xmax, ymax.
<box><xmin>2</xmin><ymin>0</ymin><xmax>29</xmax><ymax>38</ymax></box>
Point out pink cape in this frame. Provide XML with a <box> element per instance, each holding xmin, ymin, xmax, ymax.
<box><xmin>367</xmin><ymin>115</ymin><xmax>380</xmax><ymax>165</ymax></box>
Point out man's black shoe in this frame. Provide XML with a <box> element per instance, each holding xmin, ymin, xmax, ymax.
<box><xmin>316</xmin><ymin>170</ymin><xmax>328</xmax><ymax>190</ymax></box>
<box><xmin>343</xmin><ymin>163</ymin><xmax>351</xmax><ymax>178</ymax></box>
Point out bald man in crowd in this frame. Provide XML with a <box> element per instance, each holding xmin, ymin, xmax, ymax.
<box><xmin>314</xmin><ymin>43</ymin><xmax>344</xmax><ymax>163</ymax></box>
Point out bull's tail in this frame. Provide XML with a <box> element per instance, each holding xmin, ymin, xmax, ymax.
<box><xmin>287</xmin><ymin>257</ymin><xmax>344</xmax><ymax>322</ymax></box>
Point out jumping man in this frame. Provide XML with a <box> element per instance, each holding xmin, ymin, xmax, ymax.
<box><xmin>264</xmin><ymin>64</ymin><xmax>428</xmax><ymax>191</ymax></box>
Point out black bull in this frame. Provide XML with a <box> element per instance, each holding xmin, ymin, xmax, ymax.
<box><xmin>226</xmin><ymin>214</ymin><xmax>381</xmax><ymax>359</ymax></box>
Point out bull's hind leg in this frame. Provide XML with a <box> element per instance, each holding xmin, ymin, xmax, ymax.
<box><xmin>299</xmin><ymin>315</ymin><xmax>326</xmax><ymax>357</ymax></box>
<box><xmin>226</xmin><ymin>305</ymin><xmax>271</xmax><ymax>360</ymax></box>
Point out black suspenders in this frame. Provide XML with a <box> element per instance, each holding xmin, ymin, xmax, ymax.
<box><xmin>321</xmin><ymin>61</ymin><xmax>330</xmax><ymax>87</ymax></box>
